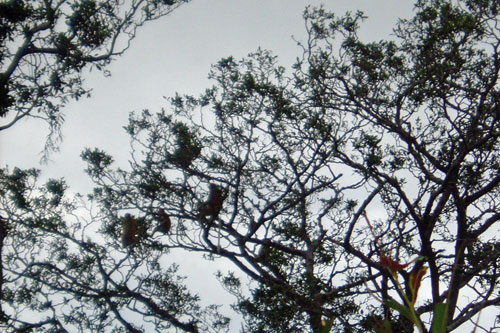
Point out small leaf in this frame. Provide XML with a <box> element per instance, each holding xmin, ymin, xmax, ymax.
<box><xmin>373</xmin><ymin>319</ymin><xmax>392</xmax><ymax>333</ymax></box>
<box><xmin>380</xmin><ymin>254</ymin><xmax>411</xmax><ymax>275</ymax></box>
<box><xmin>410</xmin><ymin>266</ymin><xmax>428</xmax><ymax>303</ymax></box>
<box><xmin>320</xmin><ymin>317</ymin><xmax>334</xmax><ymax>333</ymax></box>
<box><xmin>384</xmin><ymin>299</ymin><xmax>414</xmax><ymax>322</ymax></box>
<box><xmin>432</xmin><ymin>302</ymin><xmax>448</xmax><ymax>333</ymax></box>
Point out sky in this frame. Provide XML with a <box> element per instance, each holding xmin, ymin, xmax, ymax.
<box><xmin>0</xmin><ymin>0</ymin><xmax>417</xmax><ymax>331</ymax></box>
<box><xmin>1</xmin><ymin>0</ymin><xmax>415</xmax><ymax>191</ymax></box>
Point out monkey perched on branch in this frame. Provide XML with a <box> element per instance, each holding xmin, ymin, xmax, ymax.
<box><xmin>121</xmin><ymin>214</ymin><xmax>141</xmax><ymax>247</ymax></box>
<box><xmin>256</xmin><ymin>243</ymin><xmax>272</xmax><ymax>262</ymax></box>
<box><xmin>198</xmin><ymin>184</ymin><xmax>227</xmax><ymax>222</ymax></box>
<box><xmin>154</xmin><ymin>208</ymin><xmax>171</xmax><ymax>234</ymax></box>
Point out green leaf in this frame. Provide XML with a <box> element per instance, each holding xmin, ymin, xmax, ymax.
<box><xmin>432</xmin><ymin>302</ymin><xmax>448</xmax><ymax>333</ymax></box>
<box><xmin>320</xmin><ymin>317</ymin><xmax>334</xmax><ymax>333</ymax></box>
<box><xmin>374</xmin><ymin>319</ymin><xmax>392</xmax><ymax>333</ymax></box>
<box><xmin>409</xmin><ymin>266</ymin><xmax>428</xmax><ymax>304</ymax></box>
<box><xmin>384</xmin><ymin>299</ymin><xmax>414</xmax><ymax>323</ymax></box>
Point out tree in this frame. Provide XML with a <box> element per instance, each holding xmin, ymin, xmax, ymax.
<box><xmin>0</xmin><ymin>167</ymin><xmax>230</xmax><ymax>332</ymax></box>
<box><xmin>2</xmin><ymin>0</ymin><xmax>500</xmax><ymax>332</ymax></box>
<box><xmin>0</xmin><ymin>0</ymin><xmax>189</xmax><ymax>158</ymax></box>
<box><xmin>0</xmin><ymin>0</ymin><xmax>230</xmax><ymax>331</ymax></box>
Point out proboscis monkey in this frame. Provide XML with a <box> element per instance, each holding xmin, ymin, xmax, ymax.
<box><xmin>198</xmin><ymin>184</ymin><xmax>227</xmax><ymax>222</ymax></box>
<box><xmin>155</xmin><ymin>208</ymin><xmax>171</xmax><ymax>234</ymax></box>
<box><xmin>198</xmin><ymin>184</ymin><xmax>227</xmax><ymax>252</ymax></box>
<box><xmin>256</xmin><ymin>244</ymin><xmax>271</xmax><ymax>262</ymax></box>
<box><xmin>121</xmin><ymin>214</ymin><xmax>139</xmax><ymax>247</ymax></box>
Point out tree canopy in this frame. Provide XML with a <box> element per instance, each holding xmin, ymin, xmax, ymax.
<box><xmin>2</xmin><ymin>0</ymin><xmax>500</xmax><ymax>332</ymax></box>
<box><xmin>0</xmin><ymin>0</ymin><xmax>189</xmax><ymax>158</ymax></box>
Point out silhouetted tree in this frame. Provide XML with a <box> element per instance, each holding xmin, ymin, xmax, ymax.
<box><xmin>0</xmin><ymin>167</ymin><xmax>229</xmax><ymax>332</ymax></box>
<box><xmin>0</xmin><ymin>0</ymin><xmax>189</xmax><ymax>158</ymax></box>
<box><xmin>3</xmin><ymin>0</ymin><xmax>500</xmax><ymax>332</ymax></box>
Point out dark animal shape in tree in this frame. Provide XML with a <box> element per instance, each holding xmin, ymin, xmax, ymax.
<box><xmin>256</xmin><ymin>243</ymin><xmax>271</xmax><ymax>262</ymax></box>
<box><xmin>155</xmin><ymin>208</ymin><xmax>171</xmax><ymax>234</ymax></box>
<box><xmin>121</xmin><ymin>213</ymin><xmax>139</xmax><ymax>247</ymax></box>
<box><xmin>198</xmin><ymin>184</ymin><xmax>227</xmax><ymax>221</ymax></box>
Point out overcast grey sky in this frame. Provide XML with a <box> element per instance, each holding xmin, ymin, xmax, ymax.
<box><xmin>0</xmin><ymin>0</ymin><xmax>414</xmax><ymax>192</ymax></box>
<box><xmin>0</xmin><ymin>1</ymin><xmax>416</xmax><ymax>330</ymax></box>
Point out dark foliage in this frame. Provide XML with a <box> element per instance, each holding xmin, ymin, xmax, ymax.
<box><xmin>2</xmin><ymin>0</ymin><xmax>500</xmax><ymax>332</ymax></box>
<box><xmin>0</xmin><ymin>0</ymin><xmax>189</xmax><ymax>159</ymax></box>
